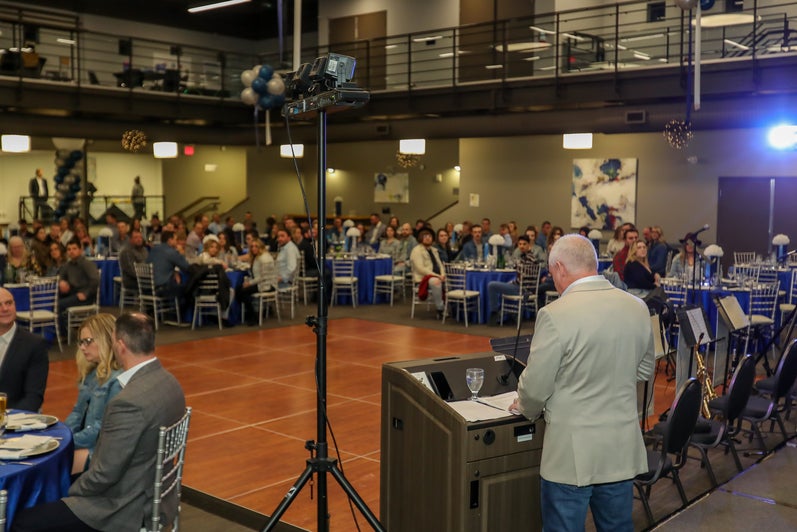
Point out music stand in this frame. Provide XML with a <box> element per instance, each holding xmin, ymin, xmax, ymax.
<box><xmin>713</xmin><ymin>294</ymin><xmax>750</xmax><ymax>392</ymax></box>
<box><xmin>675</xmin><ymin>304</ymin><xmax>713</xmax><ymax>391</ymax></box>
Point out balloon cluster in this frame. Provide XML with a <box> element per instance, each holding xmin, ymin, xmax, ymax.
<box><xmin>53</xmin><ymin>149</ymin><xmax>84</xmax><ymax>219</ymax></box>
<box><xmin>240</xmin><ymin>65</ymin><xmax>286</xmax><ymax>110</ymax></box>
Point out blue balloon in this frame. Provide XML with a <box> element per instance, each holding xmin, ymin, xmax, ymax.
<box><xmin>69</xmin><ymin>150</ymin><xmax>83</xmax><ymax>161</ymax></box>
<box><xmin>258</xmin><ymin>65</ymin><xmax>274</xmax><ymax>80</ymax></box>
<box><xmin>701</xmin><ymin>0</ymin><xmax>715</xmax><ymax>9</ymax></box>
<box><xmin>271</xmin><ymin>94</ymin><xmax>285</xmax><ymax>107</ymax></box>
<box><xmin>54</xmin><ymin>175</ymin><xmax>64</xmax><ymax>184</ymax></box>
<box><xmin>54</xmin><ymin>209</ymin><xmax>63</xmax><ymax>218</ymax></box>
<box><xmin>251</xmin><ymin>77</ymin><xmax>268</xmax><ymax>95</ymax></box>
<box><xmin>258</xmin><ymin>94</ymin><xmax>274</xmax><ymax>109</ymax></box>
<box><xmin>70</xmin><ymin>183</ymin><xmax>81</xmax><ymax>192</ymax></box>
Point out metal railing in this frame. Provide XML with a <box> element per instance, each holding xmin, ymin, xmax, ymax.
<box><xmin>18</xmin><ymin>194</ymin><xmax>165</xmax><ymax>224</ymax></box>
<box><xmin>0</xmin><ymin>1</ymin><xmax>795</xmax><ymax>103</ymax></box>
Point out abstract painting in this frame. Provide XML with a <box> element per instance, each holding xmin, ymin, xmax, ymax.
<box><xmin>374</xmin><ymin>172</ymin><xmax>409</xmax><ymax>203</ymax></box>
<box><xmin>571</xmin><ymin>158</ymin><xmax>637</xmax><ymax>230</ymax></box>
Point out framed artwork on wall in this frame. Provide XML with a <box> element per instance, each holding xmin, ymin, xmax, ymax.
<box><xmin>374</xmin><ymin>172</ymin><xmax>409</xmax><ymax>203</ymax></box>
<box><xmin>571</xmin><ymin>158</ymin><xmax>637</xmax><ymax>230</ymax></box>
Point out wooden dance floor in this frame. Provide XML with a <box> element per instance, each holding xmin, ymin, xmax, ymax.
<box><xmin>43</xmin><ymin>318</ymin><xmax>680</xmax><ymax>531</ymax></box>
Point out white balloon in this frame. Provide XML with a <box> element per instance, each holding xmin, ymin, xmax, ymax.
<box><xmin>674</xmin><ymin>0</ymin><xmax>698</xmax><ymax>9</ymax></box>
<box><xmin>266</xmin><ymin>77</ymin><xmax>285</xmax><ymax>95</ymax></box>
<box><xmin>240</xmin><ymin>87</ymin><xmax>258</xmax><ymax>106</ymax></box>
<box><xmin>240</xmin><ymin>69</ymin><xmax>255</xmax><ymax>87</ymax></box>
<box><xmin>252</xmin><ymin>65</ymin><xmax>262</xmax><ymax>75</ymax></box>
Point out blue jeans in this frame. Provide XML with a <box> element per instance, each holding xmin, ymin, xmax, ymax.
<box><xmin>540</xmin><ymin>478</ymin><xmax>633</xmax><ymax>532</ymax></box>
<box><xmin>487</xmin><ymin>280</ymin><xmax>519</xmax><ymax>314</ymax></box>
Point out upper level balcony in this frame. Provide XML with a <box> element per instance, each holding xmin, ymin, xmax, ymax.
<box><xmin>1</xmin><ymin>0</ymin><xmax>797</xmax><ymax>143</ymax></box>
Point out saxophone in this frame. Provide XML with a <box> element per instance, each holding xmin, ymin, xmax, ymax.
<box><xmin>694</xmin><ymin>333</ymin><xmax>718</xmax><ymax>419</ymax></box>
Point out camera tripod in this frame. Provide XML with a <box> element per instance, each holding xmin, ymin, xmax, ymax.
<box><xmin>261</xmin><ymin>108</ymin><xmax>384</xmax><ymax>532</ymax></box>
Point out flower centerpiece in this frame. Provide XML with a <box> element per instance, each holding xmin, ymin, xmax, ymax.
<box><xmin>703</xmin><ymin>244</ymin><xmax>724</xmax><ymax>286</ymax></box>
<box><xmin>488</xmin><ymin>234</ymin><xmax>506</xmax><ymax>269</ymax></box>
<box><xmin>588</xmin><ymin>229</ymin><xmax>602</xmax><ymax>254</ymax></box>
<box><xmin>773</xmin><ymin>234</ymin><xmax>790</xmax><ymax>264</ymax></box>
<box><xmin>97</xmin><ymin>227</ymin><xmax>114</xmax><ymax>258</ymax></box>
<box><xmin>451</xmin><ymin>223</ymin><xmax>464</xmax><ymax>250</ymax></box>
<box><xmin>345</xmin><ymin>227</ymin><xmax>361</xmax><ymax>253</ymax></box>
<box><xmin>232</xmin><ymin>223</ymin><xmax>245</xmax><ymax>250</ymax></box>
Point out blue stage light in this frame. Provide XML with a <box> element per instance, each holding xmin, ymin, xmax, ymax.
<box><xmin>767</xmin><ymin>124</ymin><xmax>797</xmax><ymax>150</ymax></box>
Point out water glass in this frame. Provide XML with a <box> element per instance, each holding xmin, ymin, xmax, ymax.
<box><xmin>466</xmin><ymin>368</ymin><xmax>484</xmax><ymax>401</ymax></box>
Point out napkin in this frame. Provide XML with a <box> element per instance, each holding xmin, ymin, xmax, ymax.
<box><xmin>0</xmin><ymin>435</ymin><xmax>54</xmax><ymax>459</ymax></box>
<box><xmin>6</xmin><ymin>414</ymin><xmax>48</xmax><ymax>431</ymax></box>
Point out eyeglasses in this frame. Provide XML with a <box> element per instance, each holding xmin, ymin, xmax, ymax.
<box><xmin>78</xmin><ymin>337</ymin><xmax>95</xmax><ymax>347</ymax></box>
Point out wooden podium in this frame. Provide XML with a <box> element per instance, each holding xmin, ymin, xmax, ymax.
<box><xmin>380</xmin><ymin>352</ymin><xmax>544</xmax><ymax>531</ymax></box>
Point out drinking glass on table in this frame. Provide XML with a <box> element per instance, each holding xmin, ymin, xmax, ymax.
<box><xmin>0</xmin><ymin>392</ymin><xmax>6</xmax><ymax>438</ymax></box>
<box><xmin>466</xmin><ymin>368</ymin><xmax>484</xmax><ymax>401</ymax></box>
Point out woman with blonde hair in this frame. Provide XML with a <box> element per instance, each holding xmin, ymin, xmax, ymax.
<box><xmin>624</xmin><ymin>240</ymin><xmax>660</xmax><ymax>297</ymax></box>
<box><xmin>4</xmin><ymin>236</ymin><xmax>28</xmax><ymax>283</ymax></box>
<box><xmin>65</xmin><ymin>313</ymin><xmax>122</xmax><ymax>475</ymax></box>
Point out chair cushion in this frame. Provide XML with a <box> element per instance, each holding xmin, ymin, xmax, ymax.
<box><xmin>447</xmin><ymin>289</ymin><xmax>479</xmax><ymax>298</ymax></box>
<box><xmin>742</xmin><ymin>395</ymin><xmax>772</xmax><ymax>419</ymax></box>
<box><xmin>751</xmin><ymin>315</ymin><xmax>774</xmax><ymax>326</ymax></box>
<box><xmin>755</xmin><ymin>375</ymin><xmax>776</xmax><ymax>394</ymax></box>
<box><xmin>779</xmin><ymin>303</ymin><xmax>795</xmax><ymax>313</ymax></box>
<box><xmin>333</xmin><ymin>277</ymin><xmax>357</xmax><ymax>284</ymax></box>
<box><xmin>635</xmin><ymin>449</ymin><xmax>673</xmax><ymax>482</ymax></box>
<box><xmin>16</xmin><ymin>310</ymin><xmax>57</xmax><ymax>320</ymax></box>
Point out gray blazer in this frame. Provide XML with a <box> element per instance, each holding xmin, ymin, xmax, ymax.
<box><xmin>64</xmin><ymin>359</ymin><xmax>186</xmax><ymax>532</ymax></box>
<box><xmin>517</xmin><ymin>276</ymin><xmax>655</xmax><ymax>486</ymax></box>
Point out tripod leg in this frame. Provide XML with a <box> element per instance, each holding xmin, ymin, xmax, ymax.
<box><xmin>328</xmin><ymin>463</ymin><xmax>386</xmax><ymax>531</ymax></box>
<box><xmin>262</xmin><ymin>463</ymin><xmax>316</xmax><ymax>532</ymax></box>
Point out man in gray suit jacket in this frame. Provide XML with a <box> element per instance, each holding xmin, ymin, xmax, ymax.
<box><xmin>13</xmin><ymin>312</ymin><xmax>185</xmax><ymax>532</ymax></box>
<box><xmin>512</xmin><ymin>235</ymin><xmax>654</xmax><ymax>531</ymax></box>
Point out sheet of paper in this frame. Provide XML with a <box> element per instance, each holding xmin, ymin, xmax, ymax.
<box><xmin>448</xmin><ymin>391</ymin><xmax>520</xmax><ymax>422</ymax></box>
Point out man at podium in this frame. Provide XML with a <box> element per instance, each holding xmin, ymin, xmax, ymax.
<box><xmin>512</xmin><ymin>235</ymin><xmax>654</xmax><ymax>531</ymax></box>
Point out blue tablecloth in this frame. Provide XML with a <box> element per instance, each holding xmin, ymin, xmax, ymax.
<box><xmin>88</xmin><ymin>258</ymin><xmax>121</xmax><ymax>307</ymax></box>
<box><xmin>326</xmin><ymin>257</ymin><xmax>393</xmax><ymax>305</ymax></box>
<box><xmin>466</xmin><ymin>269</ymin><xmax>516</xmax><ymax>324</ymax></box>
<box><xmin>1</xmin><ymin>419</ymin><xmax>74</xmax><ymax>528</ymax></box>
<box><xmin>598</xmin><ymin>259</ymin><xmax>612</xmax><ymax>273</ymax></box>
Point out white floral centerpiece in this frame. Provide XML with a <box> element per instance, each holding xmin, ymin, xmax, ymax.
<box><xmin>703</xmin><ymin>244</ymin><xmax>724</xmax><ymax>258</ymax></box>
<box><xmin>97</xmin><ymin>227</ymin><xmax>114</xmax><ymax>257</ymax></box>
<box><xmin>773</xmin><ymin>234</ymin><xmax>790</xmax><ymax>263</ymax></box>
<box><xmin>345</xmin><ymin>227</ymin><xmax>361</xmax><ymax>252</ymax></box>
<box><xmin>703</xmin><ymin>244</ymin><xmax>723</xmax><ymax>286</ymax></box>
<box><xmin>343</xmin><ymin>219</ymin><xmax>355</xmax><ymax>228</ymax></box>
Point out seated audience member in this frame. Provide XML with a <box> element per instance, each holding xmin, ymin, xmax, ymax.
<box><xmin>146</xmin><ymin>229</ymin><xmax>190</xmax><ymax>299</ymax></box>
<box><xmin>45</xmin><ymin>222</ymin><xmax>62</xmax><ymax>247</ymax></box>
<box><xmin>110</xmin><ymin>221</ymin><xmax>129</xmax><ymax>255</ymax></box>
<box><xmin>118</xmin><ymin>229</ymin><xmax>149</xmax><ymax>292</ymax></box>
<box><xmin>669</xmin><ymin>234</ymin><xmax>702</xmax><ymax>281</ymax></box>
<box><xmin>612</xmin><ymin>226</ymin><xmax>638</xmax><ymax>282</ymax></box>
<box><xmin>458</xmin><ymin>225</ymin><xmax>488</xmax><ymax>262</ymax></box>
<box><xmin>218</xmin><ymin>232</ymin><xmax>239</xmax><ymax>268</ymax></box>
<box><xmin>434</xmin><ymin>228</ymin><xmax>454</xmax><ymax>263</ymax></box>
<box><xmin>519</xmin><ymin>228</ymin><xmax>546</xmax><ymax>264</ymax></box>
<box><xmin>46</xmin><ymin>241</ymin><xmax>66</xmax><ymax>277</ymax></box>
<box><xmin>5</xmin><ymin>236</ymin><xmax>29</xmax><ymax>283</ymax></box>
<box><xmin>197</xmin><ymin>235</ymin><xmax>226</xmax><ymax>267</ymax></box>
<box><xmin>326</xmin><ymin>217</ymin><xmax>344</xmax><ymax>251</ymax></box>
<box><xmin>624</xmin><ymin>240</ymin><xmax>660</xmax><ymax>297</ymax></box>
<box><xmin>536</xmin><ymin>221</ymin><xmax>551</xmax><ymax>249</ymax></box>
<box><xmin>647</xmin><ymin>225</ymin><xmax>669</xmax><ymax>277</ymax></box>
<box><xmin>12</xmin><ymin>312</ymin><xmax>186</xmax><ymax>532</ymax></box>
<box><xmin>398</xmin><ymin>223</ymin><xmax>417</xmax><ymax>263</ymax></box>
<box><xmin>28</xmin><ymin>226</ymin><xmax>51</xmax><ymax>276</ymax></box>
<box><xmin>59</xmin><ymin>218</ymin><xmax>75</xmax><ymax>247</ymax></box>
<box><xmin>239</xmin><ymin>239</ymin><xmax>277</xmax><ymax>324</ymax></box>
<box><xmin>364</xmin><ymin>213</ymin><xmax>387</xmax><ymax>248</ymax></box>
<box><xmin>73</xmin><ymin>224</ymin><xmax>94</xmax><ymax>256</ymax></box>
<box><xmin>410</xmin><ymin>228</ymin><xmax>446</xmax><ymax>319</ymax></box>
<box><xmin>487</xmin><ymin>235</ymin><xmax>538</xmax><ymax>324</ymax></box>
<box><xmin>59</xmin><ymin>239</ymin><xmax>101</xmax><ymax>322</ymax></box>
<box><xmin>66</xmin><ymin>313</ymin><xmax>122</xmax><ymax>475</ymax></box>
<box><xmin>378</xmin><ymin>225</ymin><xmax>403</xmax><ymax>264</ymax></box>
<box><xmin>184</xmin><ymin>220</ymin><xmax>204</xmax><ymax>261</ymax></box>
<box><xmin>0</xmin><ymin>288</ymin><xmax>49</xmax><ymax>411</ymax></box>
<box><xmin>276</xmin><ymin>228</ymin><xmax>300</xmax><ymax>288</ymax></box>
<box><xmin>292</xmin><ymin>226</ymin><xmax>318</xmax><ymax>277</ymax></box>
<box><xmin>606</xmin><ymin>226</ymin><xmax>626</xmax><ymax>257</ymax></box>
<box><xmin>207</xmin><ymin>213</ymin><xmax>224</xmax><ymax>235</ymax></box>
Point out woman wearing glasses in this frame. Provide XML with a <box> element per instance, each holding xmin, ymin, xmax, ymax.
<box><xmin>65</xmin><ymin>313</ymin><xmax>122</xmax><ymax>475</ymax></box>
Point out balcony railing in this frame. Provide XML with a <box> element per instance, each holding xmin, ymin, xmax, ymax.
<box><xmin>0</xmin><ymin>1</ymin><xmax>795</xmax><ymax>104</ymax></box>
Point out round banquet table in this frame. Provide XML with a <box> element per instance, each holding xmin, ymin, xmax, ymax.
<box><xmin>1</xmin><ymin>418</ymin><xmax>74</xmax><ymax>528</ymax></box>
<box><xmin>88</xmin><ymin>258</ymin><xmax>121</xmax><ymax>307</ymax></box>
<box><xmin>326</xmin><ymin>257</ymin><xmax>393</xmax><ymax>305</ymax></box>
<box><xmin>465</xmin><ymin>268</ymin><xmax>516</xmax><ymax>324</ymax></box>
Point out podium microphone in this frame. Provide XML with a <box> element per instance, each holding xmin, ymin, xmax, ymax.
<box><xmin>692</xmin><ymin>224</ymin><xmax>710</xmax><ymax>235</ymax></box>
